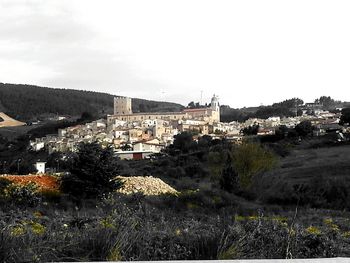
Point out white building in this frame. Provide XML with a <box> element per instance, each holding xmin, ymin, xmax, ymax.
<box><xmin>35</xmin><ymin>161</ymin><xmax>46</xmax><ymax>174</ymax></box>
<box><xmin>132</xmin><ymin>138</ymin><xmax>165</xmax><ymax>152</ymax></box>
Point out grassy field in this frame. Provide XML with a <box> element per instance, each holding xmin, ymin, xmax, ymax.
<box><xmin>257</xmin><ymin>143</ymin><xmax>350</xmax><ymax>208</ymax></box>
<box><xmin>263</xmin><ymin>144</ymin><xmax>350</xmax><ymax>184</ymax></box>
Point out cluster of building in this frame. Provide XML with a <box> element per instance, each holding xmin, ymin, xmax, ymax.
<box><xmin>29</xmin><ymin>96</ymin><xmax>349</xmax><ymax>160</ymax></box>
<box><xmin>241</xmin><ymin>110</ymin><xmax>345</xmax><ymax>136</ymax></box>
<box><xmin>30</xmin><ymin>95</ymin><xmax>224</xmax><ymax>159</ymax></box>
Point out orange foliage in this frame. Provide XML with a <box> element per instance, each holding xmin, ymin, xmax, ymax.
<box><xmin>1</xmin><ymin>175</ymin><xmax>59</xmax><ymax>192</ymax></box>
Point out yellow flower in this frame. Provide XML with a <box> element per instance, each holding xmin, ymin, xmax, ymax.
<box><xmin>323</xmin><ymin>218</ymin><xmax>333</xmax><ymax>225</ymax></box>
<box><xmin>100</xmin><ymin>217</ymin><xmax>115</xmax><ymax>229</ymax></box>
<box><xmin>306</xmin><ymin>226</ymin><xmax>321</xmax><ymax>235</ymax></box>
<box><xmin>342</xmin><ymin>231</ymin><xmax>350</xmax><ymax>238</ymax></box>
<box><xmin>10</xmin><ymin>226</ymin><xmax>26</xmax><ymax>236</ymax></box>
<box><xmin>33</xmin><ymin>211</ymin><xmax>42</xmax><ymax>218</ymax></box>
<box><xmin>247</xmin><ymin>215</ymin><xmax>258</xmax><ymax>221</ymax></box>
<box><xmin>234</xmin><ymin>215</ymin><xmax>246</xmax><ymax>222</ymax></box>
<box><xmin>31</xmin><ymin>222</ymin><xmax>46</xmax><ymax>235</ymax></box>
<box><xmin>324</xmin><ymin>218</ymin><xmax>340</xmax><ymax>232</ymax></box>
<box><xmin>107</xmin><ymin>245</ymin><xmax>122</xmax><ymax>261</ymax></box>
<box><xmin>288</xmin><ymin>228</ymin><xmax>296</xmax><ymax>236</ymax></box>
<box><xmin>330</xmin><ymin>224</ymin><xmax>340</xmax><ymax>232</ymax></box>
<box><xmin>175</xmin><ymin>229</ymin><xmax>182</xmax><ymax>236</ymax></box>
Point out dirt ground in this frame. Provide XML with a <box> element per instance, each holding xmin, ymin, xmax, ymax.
<box><xmin>0</xmin><ymin>112</ymin><xmax>25</xmax><ymax>128</ymax></box>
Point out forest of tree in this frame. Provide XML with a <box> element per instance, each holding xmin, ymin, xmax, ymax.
<box><xmin>0</xmin><ymin>83</ymin><xmax>184</xmax><ymax>121</ymax></box>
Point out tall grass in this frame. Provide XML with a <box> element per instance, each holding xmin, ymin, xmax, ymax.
<box><xmin>0</xmin><ymin>193</ymin><xmax>349</xmax><ymax>262</ymax></box>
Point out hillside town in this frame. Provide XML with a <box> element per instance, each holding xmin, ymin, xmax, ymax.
<box><xmin>29</xmin><ymin>95</ymin><xmax>349</xmax><ymax>161</ymax></box>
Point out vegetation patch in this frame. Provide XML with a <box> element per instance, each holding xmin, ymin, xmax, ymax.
<box><xmin>0</xmin><ymin>175</ymin><xmax>59</xmax><ymax>192</ymax></box>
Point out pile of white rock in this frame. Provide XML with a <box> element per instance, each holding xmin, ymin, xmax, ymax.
<box><xmin>115</xmin><ymin>176</ymin><xmax>178</xmax><ymax>196</ymax></box>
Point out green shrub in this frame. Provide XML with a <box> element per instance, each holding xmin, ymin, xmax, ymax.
<box><xmin>233</xmin><ymin>143</ymin><xmax>277</xmax><ymax>189</ymax></box>
<box><xmin>5</xmin><ymin>182</ymin><xmax>41</xmax><ymax>207</ymax></box>
<box><xmin>0</xmin><ymin>177</ymin><xmax>13</xmax><ymax>198</ymax></box>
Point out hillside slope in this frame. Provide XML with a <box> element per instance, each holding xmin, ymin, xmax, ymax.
<box><xmin>0</xmin><ymin>83</ymin><xmax>184</xmax><ymax>121</ymax></box>
<box><xmin>258</xmin><ymin>144</ymin><xmax>350</xmax><ymax>207</ymax></box>
<box><xmin>0</xmin><ymin>112</ymin><xmax>26</xmax><ymax>127</ymax></box>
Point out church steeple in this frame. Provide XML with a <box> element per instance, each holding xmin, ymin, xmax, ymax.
<box><xmin>211</xmin><ymin>94</ymin><xmax>220</xmax><ymax>112</ymax></box>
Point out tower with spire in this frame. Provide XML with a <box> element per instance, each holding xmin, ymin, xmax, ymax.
<box><xmin>210</xmin><ymin>94</ymin><xmax>220</xmax><ymax>122</ymax></box>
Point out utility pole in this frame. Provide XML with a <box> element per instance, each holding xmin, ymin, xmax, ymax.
<box><xmin>17</xmin><ymin>158</ymin><xmax>21</xmax><ymax>174</ymax></box>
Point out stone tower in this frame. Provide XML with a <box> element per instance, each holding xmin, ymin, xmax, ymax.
<box><xmin>114</xmin><ymin>96</ymin><xmax>132</xmax><ymax>115</ymax></box>
<box><xmin>210</xmin><ymin>94</ymin><xmax>220</xmax><ymax>122</ymax></box>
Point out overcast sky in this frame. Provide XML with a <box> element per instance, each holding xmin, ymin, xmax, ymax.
<box><xmin>0</xmin><ymin>0</ymin><xmax>349</xmax><ymax>108</ymax></box>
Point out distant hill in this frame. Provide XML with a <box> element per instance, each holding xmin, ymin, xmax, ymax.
<box><xmin>0</xmin><ymin>83</ymin><xmax>184</xmax><ymax>121</ymax></box>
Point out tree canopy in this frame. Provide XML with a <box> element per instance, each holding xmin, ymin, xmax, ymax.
<box><xmin>340</xmin><ymin>108</ymin><xmax>350</xmax><ymax>125</ymax></box>
<box><xmin>295</xmin><ymin>120</ymin><xmax>313</xmax><ymax>137</ymax></box>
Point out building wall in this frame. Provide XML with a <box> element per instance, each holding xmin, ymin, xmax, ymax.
<box><xmin>114</xmin><ymin>96</ymin><xmax>132</xmax><ymax>115</ymax></box>
<box><xmin>109</xmin><ymin>94</ymin><xmax>220</xmax><ymax>124</ymax></box>
<box><xmin>107</xmin><ymin>112</ymin><xmax>187</xmax><ymax>124</ymax></box>
<box><xmin>35</xmin><ymin>162</ymin><xmax>46</xmax><ymax>174</ymax></box>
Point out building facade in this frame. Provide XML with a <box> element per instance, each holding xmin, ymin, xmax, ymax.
<box><xmin>108</xmin><ymin>94</ymin><xmax>220</xmax><ymax>124</ymax></box>
<box><xmin>114</xmin><ymin>96</ymin><xmax>132</xmax><ymax>115</ymax></box>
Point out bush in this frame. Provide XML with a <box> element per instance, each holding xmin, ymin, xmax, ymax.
<box><xmin>0</xmin><ymin>178</ymin><xmax>13</xmax><ymax>197</ymax></box>
<box><xmin>295</xmin><ymin>121</ymin><xmax>313</xmax><ymax>137</ymax></box>
<box><xmin>184</xmin><ymin>162</ymin><xmax>208</xmax><ymax>178</ymax></box>
<box><xmin>5</xmin><ymin>182</ymin><xmax>41</xmax><ymax>207</ymax></box>
<box><xmin>233</xmin><ymin>143</ymin><xmax>277</xmax><ymax>189</ymax></box>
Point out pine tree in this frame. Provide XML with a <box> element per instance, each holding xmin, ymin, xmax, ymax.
<box><xmin>60</xmin><ymin>142</ymin><xmax>122</xmax><ymax>198</ymax></box>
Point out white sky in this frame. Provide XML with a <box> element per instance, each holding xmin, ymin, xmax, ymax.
<box><xmin>0</xmin><ymin>0</ymin><xmax>349</xmax><ymax>108</ymax></box>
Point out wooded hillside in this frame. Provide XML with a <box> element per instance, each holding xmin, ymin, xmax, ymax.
<box><xmin>0</xmin><ymin>83</ymin><xmax>184</xmax><ymax>121</ymax></box>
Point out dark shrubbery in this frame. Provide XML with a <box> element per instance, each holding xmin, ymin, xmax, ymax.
<box><xmin>262</xmin><ymin>177</ymin><xmax>350</xmax><ymax>210</ymax></box>
<box><xmin>295</xmin><ymin>121</ymin><xmax>313</xmax><ymax>137</ymax></box>
<box><xmin>340</xmin><ymin>107</ymin><xmax>350</xmax><ymax>125</ymax></box>
<box><xmin>0</xmin><ymin>178</ymin><xmax>41</xmax><ymax>207</ymax></box>
<box><xmin>220</xmin><ymin>154</ymin><xmax>240</xmax><ymax>194</ymax></box>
